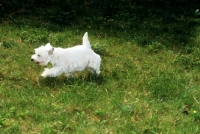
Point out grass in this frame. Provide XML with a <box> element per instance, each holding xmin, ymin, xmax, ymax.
<box><xmin>0</xmin><ymin>16</ymin><xmax>200</xmax><ymax>134</ymax></box>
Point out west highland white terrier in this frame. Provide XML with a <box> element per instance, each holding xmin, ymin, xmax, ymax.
<box><xmin>31</xmin><ymin>32</ymin><xmax>101</xmax><ymax>77</ymax></box>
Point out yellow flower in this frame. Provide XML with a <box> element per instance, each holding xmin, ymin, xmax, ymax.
<box><xmin>193</xmin><ymin>110</ymin><xmax>197</xmax><ymax>114</ymax></box>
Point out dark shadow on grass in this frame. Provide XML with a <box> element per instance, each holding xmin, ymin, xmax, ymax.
<box><xmin>38</xmin><ymin>73</ymin><xmax>105</xmax><ymax>88</ymax></box>
<box><xmin>1</xmin><ymin>1</ymin><xmax>200</xmax><ymax>50</ymax></box>
<box><xmin>84</xmin><ymin>73</ymin><xmax>105</xmax><ymax>84</ymax></box>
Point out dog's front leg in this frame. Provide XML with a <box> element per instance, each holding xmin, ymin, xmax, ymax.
<box><xmin>41</xmin><ymin>67</ymin><xmax>62</xmax><ymax>77</ymax></box>
<box><xmin>41</xmin><ymin>68</ymin><xmax>49</xmax><ymax>77</ymax></box>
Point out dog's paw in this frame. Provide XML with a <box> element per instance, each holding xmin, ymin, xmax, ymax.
<box><xmin>41</xmin><ymin>71</ymin><xmax>47</xmax><ymax>77</ymax></box>
<box><xmin>65</xmin><ymin>73</ymin><xmax>74</xmax><ymax>78</ymax></box>
<box><xmin>41</xmin><ymin>68</ymin><xmax>49</xmax><ymax>77</ymax></box>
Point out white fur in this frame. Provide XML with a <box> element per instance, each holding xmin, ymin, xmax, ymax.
<box><xmin>31</xmin><ymin>32</ymin><xmax>101</xmax><ymax>77</ymax></box>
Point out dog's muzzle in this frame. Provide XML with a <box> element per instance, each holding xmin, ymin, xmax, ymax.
<box><xmin>31</xmin><ymin>59</ymin><xmax>40</xmax><ymax>64</ymax></box>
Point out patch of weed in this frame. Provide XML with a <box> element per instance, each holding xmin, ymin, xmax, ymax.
<box><xmin>146</xmin><ymin>70</ymin><xmax>188</xmax><ymax>101</ymax></box>
<box><xmin>146</xmin><ymin>41</ymin><xmax>166</xmax><ymax>53</ymax></box>
<box><xmin>19</xmin><ymin>28</ymin><xmax>49</xmax><ymax>44</ymax></box>
<box><xmin>1</xmin><ymin>41</ymin><xmax>17</xmax><ymax>48</ymax></box>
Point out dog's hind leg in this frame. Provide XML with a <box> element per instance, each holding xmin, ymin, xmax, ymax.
<box><xmin>87</xmin><ymin>57</ymin><xmax>101</xmax><ymax>75</ymax></box>
<box><xmin>65</xmin><ymin>72</ymin><xmax>74</xmax><ymax>78</ymax></box>
<box><xmin>94</xmin><ymin>68</ymin><xmax>101</xmax><ymax>75</ymax></box>
<box><xmin>87</xmin><ymin>66</ymin><xmax>100</xmax><ymax>75</ymax></box>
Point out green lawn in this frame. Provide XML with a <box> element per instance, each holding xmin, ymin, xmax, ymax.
<box><xmin>0</xmin><ymin>18</ymin><xmax>200</xmax><ymax>134</ymax></box>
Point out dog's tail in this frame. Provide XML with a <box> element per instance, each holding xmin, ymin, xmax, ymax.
<box><xmin>83</xmin><ymin>32</ymin><xmax>91</xmax><ymax>48</ymax></box>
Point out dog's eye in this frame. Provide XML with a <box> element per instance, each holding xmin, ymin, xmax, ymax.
<box><xmin>37</xmin><ymin>54</ymin><xmax>41</xmax><ymax>57</ymax></box>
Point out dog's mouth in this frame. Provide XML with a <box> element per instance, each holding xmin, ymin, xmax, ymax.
<box><xmin>37</xmin><ymin>62</ymin><xmax>45</xmax><ymax>66</ymax></box>
<box><xmin>31</xmin><ymin>59</ymin><xmax>44</xmax><ymax>66</ymax></box>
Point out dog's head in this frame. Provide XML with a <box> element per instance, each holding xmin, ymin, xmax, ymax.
<box><xmin>31</xmin><ymin>43</ymin><xmax>54</xmax><ymax>66</ymax></box>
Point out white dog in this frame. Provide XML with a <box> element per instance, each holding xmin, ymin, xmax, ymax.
<box><xmin>31</xmin><ymin>32</ymin><xmax>101</xmax><ymax>77</ymax></box>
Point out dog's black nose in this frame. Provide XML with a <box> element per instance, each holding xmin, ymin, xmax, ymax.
<box><xmin>31</xmin><ymin>59</ymin><xmax>34</xmax><ymax>62</ymax></box>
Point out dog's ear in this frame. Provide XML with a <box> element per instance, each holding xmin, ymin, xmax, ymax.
<box><xmin>48</xmin><ymin>47</ymin><xmax>54</xmax><ymax>55</ymax></box>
